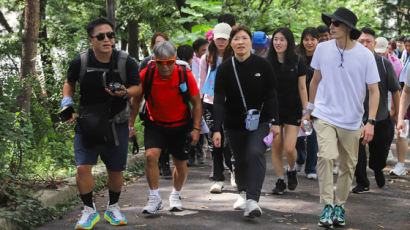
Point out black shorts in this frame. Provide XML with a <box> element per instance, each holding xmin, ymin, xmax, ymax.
<box><xmin>279</xmin><ymin>114</ymin><xmax>301</xmax><ymax>126</ymax></box>
<box><xmin>144</xmin><ymin>121</ymin><xmax>191</xmax><ymax>161</ymax></box>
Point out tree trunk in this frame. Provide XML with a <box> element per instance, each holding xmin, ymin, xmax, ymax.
<box><xmin>106</xmin><ymin>0</ymin><xmax>115</xmax><ymax>28</ymax></box>
<box><xmin>0</xmin><ymin>9</ymin><xmax>13</xmax><ymax>33</ymax></box>
<box><xmin>16</xmin><ymin>0</ymin><xmax>40</xmax><ymax>113</ymax></box>
<box><xmin>39</xmin><ymin>0</ymin><xmax>59</xmax><ymax>124</ymax></box>
<box><xmin>128</xmin><ymin>20</ymin><xmax>139</xmax><ymax>60</ymax></box>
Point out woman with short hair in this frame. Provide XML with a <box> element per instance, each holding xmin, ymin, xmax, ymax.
<box><xmin>212</xmin><ymin>25</ymin><xmax>280</xmax><ymax>218</ymax></box>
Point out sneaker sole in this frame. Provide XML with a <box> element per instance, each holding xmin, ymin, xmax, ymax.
<box><xmin>333</xmin><ymin>220</ymin><xmax>345</xmax><ymax>226</ymax></box>
<box><xmin>142</xmin><ymin>204</ymin><xmax>164</xmax><ymax>214</ymax></box>
<box><xmin>169</xmin><ymin>206</ymin><xmax>183</xmax><ymax>212</ymax></box>
<box><xmin>75</xmin><ymin>214</ymin><xmax>100</xmax><ymax>230</ymax></box>
<box><xmin>318</xmin><ymin>222</ymin><xmax>334</xmax><ymax>228</ymax></box>
<box><xmin>210</xmin><ymin>186</ymin><xmax>224</xmax><ymax>193</ymax></box>
<box><xmin>104</xmin><ymin>212</ymin><xmax>127</xmax><ymax>226</ymax></box>
<box><xmin>248</xmin><ymin>209</ymin><xmax>262</xmax><ymax>218</ymax></box>
<box><xmin>352</xmin><ymin>190</ymin><xmax>370</xmax><ymax>194</ymax></box>
<box><xmin>272</xmin><ymin>190</ymin><xmax>284</xmax><ymax>195</ymax></box>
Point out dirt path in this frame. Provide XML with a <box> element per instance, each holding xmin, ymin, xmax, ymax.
<box><xmin>37</xmin><ymin>146</ymin><xmax>410</xmax><ymax>230</ymax></box>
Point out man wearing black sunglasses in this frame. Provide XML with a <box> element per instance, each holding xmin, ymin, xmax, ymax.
<box><xmin>61</xmin><ymin>17</ymin><xmax>141</xmax><ymax>229</ymax></box>
<box><xmin>302</xmin><ymin>7</ymin><xmax>380</xmax><ymax>228</ymax></box>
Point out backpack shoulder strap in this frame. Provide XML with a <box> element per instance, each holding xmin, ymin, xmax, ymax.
<box><xmin>144</xmin><ymin>63</ymin><xmax>156</xmax><ymax>106</ymax></box>
<box><xmin>79</xmin><ymin>49</ymin><xmax>89</xmax><ymax>84</ymax></box>
<box><xmin>117</xmin><ymin>50</ymin><xmax>128</xmax><ymax>84</ymax></box>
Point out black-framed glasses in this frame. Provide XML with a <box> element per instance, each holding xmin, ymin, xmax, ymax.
<box><xmin>331</xmin><ymin>20</ymin><xmax>342</xmax><ymax>27</ymax></box>
<box><xmin>92</xmin><ymin>32</ymin><xmax>115</xmax><ymax>41</ymax></box>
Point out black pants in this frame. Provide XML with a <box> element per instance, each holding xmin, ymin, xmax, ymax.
<box><xmin>355</xmin><ymin>118</ymin><xmax>390</xmax><ymax>187</ymax></box>
<box><xmin>203</xmin><ymin>103</ymin><xmax>232</xmax><ymax>181</ymax></box>
<box><xmin>226</xmin><ymin>123</ymin><xmax>269</xmax><ymax>202</ymax></box>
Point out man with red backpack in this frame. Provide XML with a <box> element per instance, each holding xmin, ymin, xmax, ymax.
<box><xmin>129</xmin><ymin>40</ymin><xmax>202</xmax><ymax>214</ymax></box>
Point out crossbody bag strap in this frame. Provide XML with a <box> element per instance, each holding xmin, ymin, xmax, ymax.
<box><xmin>232</xmin><ymin>57</ymin><xmax>247</xmax><ymax>112</ymax></box>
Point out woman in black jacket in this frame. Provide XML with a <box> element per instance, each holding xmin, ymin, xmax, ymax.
<box><xmin>212</xmin><ymin>26</ymin><xmax>280</xmax><ymax>218</ymax></box>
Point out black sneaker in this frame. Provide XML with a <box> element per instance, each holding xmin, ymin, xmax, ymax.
<box><xmin>374</xmin><ymin>170</ymin><xmax>385</xmax><ymax>188</ymax></box>
<box><xmin>287</xmin><ymin>170</ymin><xmax>298</xmax><ymax>191</ymax></box>
<box><xmin>352</xmin><ymin>184</ymin><xmax>369</xmax><ymax>194</ymax></box>
<box><xmin>272</xmin><ymin>179</ymin><xmax>286</xmax><ymax>195</ymax></box>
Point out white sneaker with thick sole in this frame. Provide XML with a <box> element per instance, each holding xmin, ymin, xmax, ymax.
<box><xmin>244</xmin><ymin>199</ymin><xmax>262</xmax><ymax>218</ymax></box>
<box><xmin>169</xmin><ymin>193</ymin><xmax>183</xmax><ymax>211</ymax></box>
<box><xmin>389</xmin><ymin>165</ymin><xmax>407</xmax><ymax>176</ymax></box>
<box><xmin>230</xmin><ymin>172</ymin><xmax>237</xmax><ymax>189</ymax></box>
<box><xmin>74</xmin><ymin>204</ymin><xmax>100</xmax><ymax>230</ymax></box>
<box><xmin>104</xmin><ymin>202</ymin><xmax>127</xmax><ymax>225</ymax></box>
<box><xmin>142</xmin><ymin>195</ymin><xmax>163</xmax><ymax>214</ymax></box>
<box><xmin>306</xmin><ymin>173</ymin><xmax>317</xmax><ymax>180</ymax></box>
<box><xmin>233</xmin><ymin>191</ymin><xmax>246</xmax><ymax>210</ymax></box>
<box><xmin>209</xmin><ymin>181</ymin><xmax>224</xmax><ymax>193</ymax></box>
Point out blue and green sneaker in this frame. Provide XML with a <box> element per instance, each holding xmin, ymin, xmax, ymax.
<box><xmin>74</xmin><ymin>204</ymin><xmax>100</xmax><ymax>230</ymax></box>
<box><xmin>318</xmin><ymin>204</ymin><xmax>334</xmax><ymax>228</ymax></box>
<box><xmin>104</xmin><ymin>202</ymin><xmax>127</xmax><ymax>226</ymax></box>
<box><xmin>333</xmin><ymin>205</ymin><xmax>345</xmax><ymax>226</ymax></box>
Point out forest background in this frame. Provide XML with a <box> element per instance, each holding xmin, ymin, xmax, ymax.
<box><xmin>0</xmin><ymin>0</ymin><xmax>408</xmax><ymax>228</ymax></box>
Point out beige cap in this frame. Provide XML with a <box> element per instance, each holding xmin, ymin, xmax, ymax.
<box><xmin>213</xmin><ymin>23</ymin><xmax>232</xmax><ymax>40</ymax></box>
<box><xmin>375</xmin><ymin>37</ymin><xmax>388</xmax><ymax>53</ymax></box>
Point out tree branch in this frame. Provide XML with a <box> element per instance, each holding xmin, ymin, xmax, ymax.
<box><xmin>0</xmin><ymin>9</ymin><xmax>13</xmax><ymax>33</ymax></box>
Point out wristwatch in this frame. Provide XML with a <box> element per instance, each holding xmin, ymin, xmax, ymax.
<box><xmin>367</xmin><ymin>119</ymin><xmax>376</xmax><ymax>125</ymax></box>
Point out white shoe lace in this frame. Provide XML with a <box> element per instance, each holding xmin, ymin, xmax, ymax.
<box><xmin>169</xmin><ymin>194</ymin><xmax>182</xmax><ymax>207</ymax></box>
<box><xmin>145</xmin><ymin>195</ymin><xmax>161</xmax><ymax>210</ymax></box>
<box><xmin>78</xmin><ymin>206</ymin><xmax>96</xmax><ymax>224</ymax></box>
<box><xmin>107</xmin><ymin>203</ymin><xmax>124</xmax><ymax>220</ymax></box>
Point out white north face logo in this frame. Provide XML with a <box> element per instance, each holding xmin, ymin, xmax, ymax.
<box><xmin>254</xmin><ymin>73</ymin><xmax>261</xmax><ymax>78</ymax></box>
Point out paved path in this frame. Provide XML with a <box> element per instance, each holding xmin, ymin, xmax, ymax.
<box><xmin>37</xmin><ymin>146</ymin><xmax>410</xmax><ymax>230</ymax></box>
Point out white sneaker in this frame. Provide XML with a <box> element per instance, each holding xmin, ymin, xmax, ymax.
<box><xmin>390</xmin><ymin>165</ymin><xmax>407</xmax><ymax>177</ymax></box>
<box><xmin>209</xmin><ymin>181</ymin><xmax>224</xmax><ymax>193</ymax></box>
<box><xmin>233</xmin><ymin>191</ymin><xmax>246</xmax><ymax>210</ymax></box>
<box><xmin>142</xmin><ymin>195</ymin><xmax>163</xmax><ymax>214</ymax></box>
<box><xmin>169</xmin><ymin>193</ymin><xmax>183</xmax><ymax>211</ymax></box>
<box><xmin>386</xmin><ymin>151</ymin><xmax>395</xmax><ymax>164</ymax></box>
<box><xmin>295</xmin><ymin>163</ymin><xmax>303</xmax><ymax>172</ymax></box>
<box><xmin>306</xmin><ymin>173</ymin><xmax>317</xmax><ymax>180</ymax></box>
<box><xmin>230</xmin><ymin>172</ymin><xmax>237</xmax><ymax>189</ymax></box>
<box><xmin>74</xmin><ymin>204</ymin><xmax>100</xmax><ymax>230</ymax></box>
<box><xmin>333</xmin><ymin>164</ymin><xmax>339</xmax><ymax>175</ymax></box>
<box><xmin>104</xmin><ymin>202</ymin><xmax>127</xmax><ymax>225</ymax></box>
<box><xmin>244</xmin><ymin>199</ymin><xmax>262</xmax><ymax>218</ymax></box>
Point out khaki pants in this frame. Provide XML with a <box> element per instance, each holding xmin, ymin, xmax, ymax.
<box><xmin>314</xmin><ymin>119</ymin><xmax>363</xmax><ymax>205</ymax></box>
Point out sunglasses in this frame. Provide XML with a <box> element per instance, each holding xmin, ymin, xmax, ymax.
<box><xmin>331</xmin><ymin>20</ymin><xmax>342</xmax><ymax>27</ymax></box>
<box><xmin>92</xmin><ymin>32</ymin><xmax>115</xmax><ymax>41</ymax></box>
<box><xmin>155</xmin><ymin>58</ymin><xmax>176</xmax><ymax>65</ymax></box>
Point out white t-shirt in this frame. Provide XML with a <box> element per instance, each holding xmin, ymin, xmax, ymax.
<box><xmin>311</xmin><ymin>40</ymin><xmax>380</xmax><ymax>130</ymax></box>
<box><xmin>404</xmin><ymin>63</ymin><xmax>410</xmax><ymax>87</ymax></box>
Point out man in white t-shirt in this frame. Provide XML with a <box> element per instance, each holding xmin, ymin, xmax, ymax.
<box><xmin>303</xmin><ymin>7</ymin><xmax>380</xmax><ymax>228</ymax></box>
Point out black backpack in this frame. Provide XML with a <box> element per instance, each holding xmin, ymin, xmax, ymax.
<box><xmin>77</xmin><ymin>49</ymin><xmax>130</xmax><ymax>146</ymax></box>
<box><xmin>139</xmin><ymin>63</ymin><xmax>192</xmax><ymax>126</ymax></box>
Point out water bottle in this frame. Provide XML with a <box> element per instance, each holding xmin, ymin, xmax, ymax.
<box><xmin>302</xmin><ymin>120</ymin><xmax>313</xmax><ymax>135</ymax></box>
<box><xmin>399</xmin><ymin>120</ymin><xmax>409</xmax><ymax>139</ymax></box>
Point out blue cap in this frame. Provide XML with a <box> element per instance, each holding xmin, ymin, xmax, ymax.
<box><xmin>252</xmin><ymin>31</ymin><xmax>269</xmax><ymax>50</ymax></box>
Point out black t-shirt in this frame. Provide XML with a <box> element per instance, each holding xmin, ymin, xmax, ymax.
<box><xmin>213</xmin><ymin>54</ymin><xmax>279</xmax><ymax>131</ymax></box>
<box><xmin>273</xmin><ymin>55</ymin><xmax>307</xmax><ymax>119</ymax></box>
<box><xmin>67</xmin><ymin>49</ymin><xmax>140</xmax><ymax>115</ymax></box>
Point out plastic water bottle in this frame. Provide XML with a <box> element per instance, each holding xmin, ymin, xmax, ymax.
<box><xmin>399</xmin><ymin>120</ymin><xmax>409</xmax><ymax>139</ymax></box>
<box><xmin>302</xmin><ymin>120</ymin><xmax>313</xmax><ymax>135</ymax></box>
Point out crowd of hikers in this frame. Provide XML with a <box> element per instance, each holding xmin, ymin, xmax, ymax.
<box><xmin>59</xmin><ymin>6</ymin><xmax>410</xmax><ymax>230</ymax></box>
